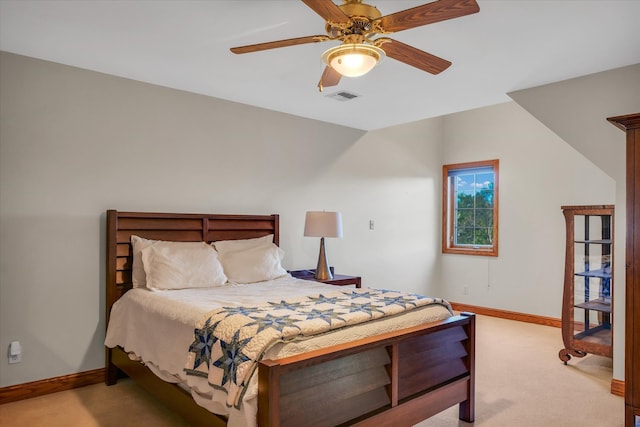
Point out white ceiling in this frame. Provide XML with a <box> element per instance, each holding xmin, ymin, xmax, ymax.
<box><xmin>1</xmin><ymin>0</ymin><xmax>639</xmax><ymax>131</ymax></box>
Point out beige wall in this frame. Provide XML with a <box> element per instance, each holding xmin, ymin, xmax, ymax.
<box><xmin>0</xmin><ymin>51</ymin><xmax>634</xmax><ymax>386</ymax></box>
<box><xmin>0</xmin><ymin>52</ymin><xmax>444</xmax><ymax>386</ymax></box>
<box><xmin>508</xmin><ymin>64</ymin><xmax>640</xmax><ymax>381</ymax></box>
<box><xmin>438</xmin><ymin>101</ymin><xmax>615</xmax><ymax>312</ymax></box>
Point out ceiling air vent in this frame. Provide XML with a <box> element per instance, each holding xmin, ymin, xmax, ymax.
<box><xmin>326</xmin><ymin>91</ymin><xmax>360</xmax><ymax>102</ymax></box>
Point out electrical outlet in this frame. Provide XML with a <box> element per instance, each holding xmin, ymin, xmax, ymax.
<box><xmin>9</xmin><ymin>341</ymin><xmax>21</xmax><ymax>364</ymax></box>
<box><xmin>369</xmin><ymin>220</ymin><xmax>374</xmax><ymax>230</ymax></box>
<box><xmin>463</xmin><ymin>286</ymin><xmax>470</xmax><ymax>295</ymax></box>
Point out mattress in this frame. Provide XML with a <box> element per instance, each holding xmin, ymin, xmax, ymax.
<box><xmin>104</xmin><ymin>275</ymin><xmax>452</xmax><ymax>427</ymax></box>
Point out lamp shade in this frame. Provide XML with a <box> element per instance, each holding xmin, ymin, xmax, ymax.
<box><xmin>304</xmin><ymin>211</ymin><xmax>343</xmax><ymax>238</ymax></box>
<box><xmin>321</xmin><ymin>44</ymin><xmax>384</xmax><ymax>78</ymax></box>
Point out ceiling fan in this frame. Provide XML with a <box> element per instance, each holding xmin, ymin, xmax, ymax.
<box><xmin>230</xmin><ymin>0</ymin><xmax>480</xmax><ymax>91</ymax></box>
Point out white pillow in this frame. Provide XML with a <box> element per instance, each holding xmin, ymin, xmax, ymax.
<box><xmin>213</xmin><ymin>234</ymin><xmax>274</xmax><ymax>255</ymax></box>
<box><xmin>141</xmin><ymin>242</ymin><xmax>227</xmax><ymax>290</ymax></box>
<box><xmin>219</xmin><ymin>243</ymin><xmax>287</xmax><ymax>284</ymax></box>
<box><xmin>131</xmin><ymin>235</ymin><xmax>157</xmax><ymax>288</ymax></box>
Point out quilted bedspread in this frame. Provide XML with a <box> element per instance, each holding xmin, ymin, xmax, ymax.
<box><xmin>184</xmin><ymin>288</ymin><xmax>452</xmax><ymax>409</ymax></box>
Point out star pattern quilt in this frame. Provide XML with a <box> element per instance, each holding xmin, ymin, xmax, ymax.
<box><xmin>184</xmin><ymin>288</ymin><xmax>452</xmax><ymax>408</ymax></box>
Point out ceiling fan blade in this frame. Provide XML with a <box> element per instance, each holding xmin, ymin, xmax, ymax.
<box><xmin>379</xmin><ymin>38</ymin><xmax>451</xmax><ymax>74</ymax></box>
<box><xmin>317</xmin><ymin>66</ymin><xmax>342</xmax><ymax>92</ymax></box>
<box><xmin>302</xmin><ymin>0</ymin><xmax>351</xmax><ymax>25</ymax></box>
<box><xmin>231</xmin><ymin>35</ymin><xmax>329</xmax><ymax>54</ymax></box>
<box><xmin>377</xmin><ymin>0</ymin><xmax>479</xmax><ymax>33</ymax></box>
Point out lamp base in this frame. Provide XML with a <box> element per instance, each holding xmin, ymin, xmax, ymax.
<box><xmin>315</xmin><ymin>237</ymin><xmax>333</xmax><ymax>280</ymax></box>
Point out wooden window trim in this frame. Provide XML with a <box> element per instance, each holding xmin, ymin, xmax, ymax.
<box><xmin>442</xmin><ymin>159</ymin><xmax>499</xmax><ymax>257</ymax></box>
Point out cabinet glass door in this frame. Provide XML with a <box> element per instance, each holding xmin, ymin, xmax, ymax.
<box><xmin>571</xmin><ymin>214</ymin><xmax>612</xmax><ymax>345</ymax></box>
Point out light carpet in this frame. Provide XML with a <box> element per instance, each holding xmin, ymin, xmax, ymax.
<box><xmin>0</xmin><ymin>315</ymin><xmax>623</xmax><ymax>426</ymax></box>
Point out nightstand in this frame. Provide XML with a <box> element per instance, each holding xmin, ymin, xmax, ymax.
<box><xmin>289</xmin><ymin>269</ymin><xmax>362</xmax><ymax>288</ymax></box>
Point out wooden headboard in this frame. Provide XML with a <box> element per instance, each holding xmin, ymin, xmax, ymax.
<box><xmin>105</xmin><ymin>210</ymin><xmax>279</xmax><ymax>324</ymax></box>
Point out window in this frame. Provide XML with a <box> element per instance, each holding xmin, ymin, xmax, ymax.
<box><xmin>442</xmin><ymin>159</ymin><xmax>499</xmax><ymax>256</ymax></box>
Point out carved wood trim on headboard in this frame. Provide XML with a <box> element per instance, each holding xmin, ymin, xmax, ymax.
<box><xmin>105</xmin><ymin>210</ymin><xmax>279</xmax><ymax>326</ymax></box>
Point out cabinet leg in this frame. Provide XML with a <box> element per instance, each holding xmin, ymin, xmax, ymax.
<box><xmin>558</xmin><ymin>348</ymin><xmax>587</xmax><ymax>364</ymax></box>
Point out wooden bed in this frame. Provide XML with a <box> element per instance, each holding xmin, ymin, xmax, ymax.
<box><xmin>105</xmin><ymin>210</ymin><xmax>475</xmax><ymax>426</ymax></box>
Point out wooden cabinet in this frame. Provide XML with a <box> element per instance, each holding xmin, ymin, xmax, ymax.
<box><xmin>559</xmin><ymin>205</ymin><xmax>614</xmax><ymax>363</ymax></box>
<box><xmin>608</xmin><ymin>113</ymin><xmax>640</xmax><ymax>427</ymax></box>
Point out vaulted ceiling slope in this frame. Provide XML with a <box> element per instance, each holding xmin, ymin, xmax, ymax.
<box><xmin>1</xmin><ymin>0</ymin><xmax>639</xmax><ymax>130</ymax></box>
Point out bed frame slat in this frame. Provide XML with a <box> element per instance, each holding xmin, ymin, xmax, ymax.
<box><xmin>400</xmin><ymin>340</ymin><xmax>468</xmax><ymax>376</ymax></box>
<box><xmin>116</xmin><ymin>244</ymin><xmax>131</xmax><ymax>257</ymax></box>
<box><xmin>279</xmin><ymin>347</ymin><xmax>389</xmax><ymax>394</ymax></box>
<box><xmin>117</xmin><ymin>229</ymin><xmax>204</xmax><ymax>242</ymax></box>
<box><xmin>207</xmin><ymin>230</ymin><xmax>273</xmax><ymax>242</ymax></box>
<box><xmin>279</xmin><ymin>364</ymin><xmax>391</xmax><ymax>427</ymax></box>
<box><xmin>117</xmin><ymin>217</ymin><xmax>204</xmax><ymax>230</ymax></box>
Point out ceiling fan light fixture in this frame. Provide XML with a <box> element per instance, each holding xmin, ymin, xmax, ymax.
<box><xmin>322</xmin><ymin>43</ymin><xmax>384</xmax><ymax>77</ymax></box>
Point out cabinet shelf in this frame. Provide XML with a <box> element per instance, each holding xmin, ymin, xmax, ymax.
<box><xmin>574</xmin><ymin>239</ymin><xmax>612</xmax><ymax>245</ymax></box>
<box><xmin>559</xmin><ymin>205</ymin><xmax>614</xmax><ymax>364</ymax></box>
<box><xmin>572</xmin><ymin>325</ymin><xmax>612</xmax><ymax>347</ymax></box>
<box><xmin>574</xmin><ymin>298</ymin><xmax>612</xmax><ymax>313</ymax></box>
<box><xmin>575</xmin><ymin>268</ymin><xmax>612</xmax><ymax>279</ymax></box>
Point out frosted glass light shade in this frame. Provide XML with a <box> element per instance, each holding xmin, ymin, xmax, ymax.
<box><xmin>322</xmin><ymin>44</ymin><xmax>384</xmax><ymax>77</ymax></box>
<box><xmin>304</xmin><ymin>211</ymin><xmax>343</xmax><ymax>238</ymax></box>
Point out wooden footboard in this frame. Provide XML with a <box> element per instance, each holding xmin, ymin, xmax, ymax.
<box><xmin>107</xmin><ymin>312</ymin><xmax>474</xmax><ymax>427</ymax></box>
<box><xmin>258</xmin><ymin>312</ymin><xmax>475</xmax><ymax>427</ymax></box>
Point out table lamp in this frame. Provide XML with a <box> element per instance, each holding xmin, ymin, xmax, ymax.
<box><xmin>304</xmin><ymin>211</ymin><xmax>343</xmax><ymax>280</ymax></box>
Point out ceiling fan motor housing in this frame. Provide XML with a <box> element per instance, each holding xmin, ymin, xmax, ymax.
<box><xmin>326</xmin><ymin>0</ymin><xmax>382</xmax><ymax>38</ymax></box>
<box><xmin>338</xmin><ymin>0</ymin><xmax>381</xmax><ymax>20</ymax></box>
